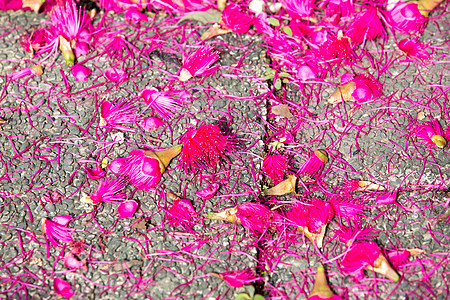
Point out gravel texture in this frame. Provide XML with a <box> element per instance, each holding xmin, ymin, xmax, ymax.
<box><xmin>0</xmin><ymin>2</ymin><xmax>449</xmax><ymax>300</ymax></box>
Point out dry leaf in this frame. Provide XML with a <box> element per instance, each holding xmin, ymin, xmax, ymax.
<box><xmin>272</xmin><ymin>104</ymin><xmax>293</xmax><ymax>118</ymax></box>
<box><xmin>179</xmin><ymin>9</ymin><xmax>222</xmax><ymax>24</ymax></box>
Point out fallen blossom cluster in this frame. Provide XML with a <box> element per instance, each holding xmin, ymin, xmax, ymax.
<box><xmin>0</xmin><ymin>0</ymin><xmax>449</xmax><ymax>299</ymax></box>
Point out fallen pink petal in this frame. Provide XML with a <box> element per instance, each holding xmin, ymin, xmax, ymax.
<box><xmin>0</xmin><ymin>1</ymin><xmax>448</xmax><ymax>298</ymax></box>
<box><xmin>118</xmin><ymin>200</ymin><xmax>139</xmax><ymax>218</ymax></box>
<box><xmin>53</xmin><ymin>277</ymin><xmax>75</xmax><ymax>299</ymax></box>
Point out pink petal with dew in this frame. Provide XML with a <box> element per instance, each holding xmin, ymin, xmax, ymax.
<box><xmin>64</xmin><ymin>252</ymin><xmax>86</xmax><ymax>271</ymax></box>
<box><xmin>85</xmin><ymin>165</ymin><xmax>106</xmax><ymax>180</ymax></box>
<box><xmin>71</xmin><ymin>64</ymin><xmax>91</xmax><ymax>81</ymax></box>
<box><xmin>118</xmin><ymin>200</ymin><xmax>139</xmax><ymax>219</ymax></box>
<box><xmin>195</xmin><ymin>183</ymin><xmax>219</xmax><ymax>199</ymax></box>
<box><xmin>141</xmin><ymin>117</ymin><xmax>164</xmax><ymax>131</ymax></box>
<box><xmin>53</xmin><ymin>277</ymin><xmax>75</xmax><ymax>299</ymax></box>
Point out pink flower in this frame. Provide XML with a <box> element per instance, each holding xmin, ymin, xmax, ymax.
<box><xmin>212</xmin><ymin>269</ymin><xmax>260</xmax><ymax>288</ymax></box>
<box><xmin>415</xmin><ymin>118</ymin><xmax>447</xmax><ymax>148</ymax></box>
<box><xmin>141</xmin><ymin>88</ymin><xmax>185</xmax><ymax>120</ymax></box>
<box><xmin>375</xmin><ymin>189</ymin><xmax>398</xmax><ymax>205</ymax></box>
<box><xmin>117</xmin><ymin>200</ymin><xmax>139</xmax><ymax>219</ymax></box>
<box><xmin>329</xmin><ymin>196</ymin><xmax>364</xmax><ymax>220</ymax></box>
<box><xmin>42</xmin><ymin>215</ymin><xmax>74</xmax><ymax>247</ymax></box>
<box><xmin>234</xmin><ymin>203</ymin><xmax>282</xmax><ymax>234</ymax></box>
<box><xmin>179</xmin><ymin>46</ymin><xmax>219</xmax><ymax>81</ymax></box>
<box><xmin>36</xmin><ymin>0</ymin><xmax>92</xmax><ymax>66</ymax></box>
<box><xmin>8</xmin><ymin>65</ymin><xmax>43</xmax><ymax>81</ymax></box>
<box><xmin>42</xmin><ymin>190</ymin><xmax>63</xmax><ymax>204</ymax></box>
<box><xmin>341</xmin><ymin>241</ymin><xmax>399</xmax><ymax>281</ymax></box>
<box><xmin>20</xmin><ymin>28</ymin><xmax>47</xmax><ymax>53</ymax></box>
<box><xmin>140</xmin><ymin>117</ymin><xmax>164</xmax><ymax>131</ymax></box>
<box><xmin>206</xmin><ymin>203</ymin><xmax>282</xmax><ymax>235</ymax></box>
<box><xmin>180</xmin><ymin>123</ymin><xmax>231</xmax><ymax>173</ymax></box>
<box><xmin>195</xmin><ymin>183</ymin><xmax>220</xmax><ymax>199</ymax></box>
<box><xmin>85</xmin><ymin>165</ymin><xmax>106</xmax><ymax>180</ymax></box>
<box><xmin>398</xmin><ymin>37</ymin><xmax>431</xmax><ymax>61</ymax></box>
<box><xmin>351</xmin><ymin>73</ymin><xmax>383</xmax><ymax>103</ymax></box>
<box><xmin>53</xmin><ymin>277</ymin><xmax>74</xmax><ymax>299</ymax></box>
<box><xmin>286</xmin><ymin>200</ymin><xmax>334</xmax><ymax>248</ymax></box>
<box><xmin>166</xmin><ymin>198</ymin><xmax>196</xmax><ymax>229</ymax></box>
<box><xmin>104</xmin><ymin>67</ymin><xmax>128</xmax><ymax>83</ymax></box>
<box><xmin>71</xmin><ymin>64</ymin><xmax>91</xmax><ymax>81</ymax></box>
<box><xmin>221</xmin><ymin>4</ymin><xmax>254</xmax><ymax>34</ymax></box>
<box><xmin>345</xmin><ymin>7</ymin><xmax>384</xmax><ymax>46</ymax></box>
<box><xmin>337</xmin><ymin>222</ymin><xmax>378</xmax><ymax>245</ymax></box>
<box><xmin>99</xmin><ymin>99</ymin><xmax>139</xmax><ymax>133</ymax></box>
<box><xmin>315</xmin><ymin>31</ymin><xmax>354</xmax><ymax>66</ymax></box>
<box><xmin>118</xmin><ymin>146</ymin><xmax>182</xmax><ymax>191</ymax></box>
<box><xmin>387</xmin><ymin>249</ymin><xmax>423</xmax><ymax>269</ymax></box>
<box><xmin>386</xmin><ymin>1</ymin><xmax>427</xmax><ymax>35</ymax></box>
<box><xmin>299</xmin><ymin>150</ymin><xmax>329</xmax><ymax>179</ymax></box>
<box><xmin>282</xmin><ymin>0</ymin><xmax>315</xmax><ymax>19</ymax></box>
<box><xmin>64</xmin><ymin>252</ymin><xmax>87</xmax><ymax>271</ymax></box>
<box><xmin>86</xmin><ymin>177</ymin><xmax>126</xmax><ymax>205</ymax></box>
<box><xmin>263</xmin><ymin>153</ymin><xmax>288</xmax><ymax>185</ymax></box>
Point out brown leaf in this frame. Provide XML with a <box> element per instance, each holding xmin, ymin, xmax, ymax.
<box><xmin>272</xmin><ymin>105</ymin><xmax>293</xmax><ymax>118</ymax></box>
<box><xmin>132</xmin><ymin>219</ymin><xmax>148</xmax><ymax>230</ymax></box>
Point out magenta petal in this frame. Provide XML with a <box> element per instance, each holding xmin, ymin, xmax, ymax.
<box><xmin>141</xmin><ymin>117</ymin><xmax>164</xmax><ymax>131</ymax></box>
<box><xmin>195</xmin><ymin>183</ymin><xmax>219</xmax><ymax>199</ymax></box>
<box><xmin>118</xmin><ymin>200</ymin><xmax>139</xmax><ymax>218</ymax></box>
<box><xmin>53</xmin><ymin>277</ymin><xmax>74</xmax><ymax>299</ymax></box>
<box><xmin>64</xmin><ymin>252</ymin><xmax>86</xmax><ymax>270</ymax></box>
<box><xmin>71</xmin><ymin>64</ymin><xmax>91</xmax><ymax>81</ymax></box>
<box><xmin>297</xmin><ymin>65</ymin><xmax>316</xmax><ymax>81</ymax></box>
<box><xmin>375</xmin><ymin>190</ymin><xmax>398</xmax><ymax>205</ymax></box>
<box><xmin>109</xmin><ymin>157</ymin><xmax>125</xmax><ymax>174</ymax></box>
<box><xmin>85</xmin><ymin>166</ymin><xmax>106</xmax><ymax>180</ymax></box>
<box><xmin>52</xmin><ymin>215</ymin><xmax>72</xmax><ymax>226</ymax></box>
